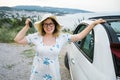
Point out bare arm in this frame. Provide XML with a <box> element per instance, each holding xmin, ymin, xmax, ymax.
<box><xmin>71</xmin><ymin>19</ymin><xmax>106</xmax><ymax>42</ymax></box>
<box><xmin>14</xmin><ymin>18</ymin><xmax>31</xmax><ymax>44</ymax></box>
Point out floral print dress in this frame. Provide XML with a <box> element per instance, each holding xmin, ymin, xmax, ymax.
<box><xmin>26</xmin><ymin>32</ymin><xmax>71</xmax><ymax>80</ymax></box>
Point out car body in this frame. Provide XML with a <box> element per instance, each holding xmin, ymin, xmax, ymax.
<box><xmin>64</xmin><ymin>15</ymin><xmax>120</xmax><ymax>80</ymax></box>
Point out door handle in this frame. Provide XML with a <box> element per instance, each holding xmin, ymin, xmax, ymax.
<box><xmin>71</xmin><ymin>58</ymin><xmax>75</xmax><ymax>64</ymax></box>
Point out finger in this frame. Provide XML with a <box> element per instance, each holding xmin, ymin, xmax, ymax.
<box><xmin>27</xmin><ymin>18</ymin><xmax>31</xmax><ymax>22</ymax></box>
<box><xmin>98</xmin><ymin>19</ymin><xmax>106</xmax><ymax>23</ymax></box>
<box><xmin>25</xmin><ymin>19</ymin><xmax>31</xmax><ymax>25</ymax></box>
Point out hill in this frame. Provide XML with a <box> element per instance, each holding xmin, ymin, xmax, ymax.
<box><xmin>0</xmin><ymin>5</ymin><xmax>93</xmax><ymax>14</ymax></box>
<box><xmin>0</xmin><ymin>6</ymin><xmax>14</xmax><ymax>10</ymax></box>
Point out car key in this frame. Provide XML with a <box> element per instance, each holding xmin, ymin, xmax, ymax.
<box><xmin>29</xmin><ymin>21</ymin><xmax>34</xmax><ymax>28</ymax></box>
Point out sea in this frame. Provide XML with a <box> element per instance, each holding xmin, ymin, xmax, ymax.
<box><xmin>57</xmin><ymin>12</ymin><xmax>120</xmax><ymax>31</ymax></box>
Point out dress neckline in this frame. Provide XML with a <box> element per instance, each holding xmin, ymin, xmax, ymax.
<box><xmin>41</xmin><ymin>36</ymin><xmax>57</xmax><ymax>47</ymax></box>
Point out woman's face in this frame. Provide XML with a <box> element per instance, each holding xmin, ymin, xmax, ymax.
<box><xmin>43</xmin><ymin>18</ymin><xmax>55</xmax><ymax>35</ymax></box>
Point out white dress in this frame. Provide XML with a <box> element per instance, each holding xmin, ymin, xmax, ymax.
<box><xmin>26</xmin><ymin>32</ymin><xmax>71</xmax><ymax>80</ymax></box>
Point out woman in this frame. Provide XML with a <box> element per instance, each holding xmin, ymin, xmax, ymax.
<box><xmin>14</xmin><ymin>14</ymin><xmax>106</xmax><ymax>80</ymax></box>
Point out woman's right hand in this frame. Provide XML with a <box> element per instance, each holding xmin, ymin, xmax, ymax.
<box><xmin>14</xmin><ymin>18</ymin><xmax>32</xmax><ymax>44</ymax></box>
<box><xmin>25</xmin><ymin>18</ymin><xmax>32</xmax><ymax>28</ymax></box>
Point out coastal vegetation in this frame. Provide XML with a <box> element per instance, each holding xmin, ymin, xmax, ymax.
<box><xmin>0</xmin><ymin>17</ymin><xmax>36</xmax><ymax>43</ymax></box>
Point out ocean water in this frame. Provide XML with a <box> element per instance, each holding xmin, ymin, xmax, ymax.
<box><xmin>57</xmin><ymin>12</ymin><xmax>120</xmax><ymax>31</ymax></box>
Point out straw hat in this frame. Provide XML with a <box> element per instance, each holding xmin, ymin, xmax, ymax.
<box><xmin>34</xmin><ymin>13</ymin><xmax>60</xmax><ymax>30</ymax></box>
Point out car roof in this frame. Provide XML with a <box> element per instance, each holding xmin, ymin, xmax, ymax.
<box><xmin>89</xmin><ymin>15</ymin><xmax>120</xmax><ymax>21</ymax></box>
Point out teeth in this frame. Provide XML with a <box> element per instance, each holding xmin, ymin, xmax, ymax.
<box><xmin>47</xmin><ymin>29</ymin><xmax>51</xmax><ymax>31</ymax></box>
<box><xmin>47</xmin><ymin>28</ymin><xmax>52</xmax><ymax>30</ymax></box>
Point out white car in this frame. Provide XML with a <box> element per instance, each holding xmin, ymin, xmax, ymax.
<box><xmin>64</xmin><ymin>15</ymin><xmax>120</xmax><ymax>80</ymax></box>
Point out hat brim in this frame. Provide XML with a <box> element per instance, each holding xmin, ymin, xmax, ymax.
<box><xmin>34</xmin><ymin>14</ymin><xmax>60</xmax><ymax>30</ymax></box>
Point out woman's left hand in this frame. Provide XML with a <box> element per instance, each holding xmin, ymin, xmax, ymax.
<box><xmin>93</xmin><ymin>18</ymin><xmax>106</xmax><ymax>25</ymax></box>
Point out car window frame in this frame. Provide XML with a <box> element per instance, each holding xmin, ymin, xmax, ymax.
<box><xmin>102</xmin><ymin>21</ymin><xmax>120</xmax><ymax>43</ymax></box>
<box><xmin>108</xmin><ymin>21</ymin><xmax>120</xmax><ymax>42</ymax></box>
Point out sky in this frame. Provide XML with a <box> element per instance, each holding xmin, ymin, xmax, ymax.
<box><xmin>0</xmin><ymin>0</ymin><xmax>120</xmax><ymax>12</ymax></box>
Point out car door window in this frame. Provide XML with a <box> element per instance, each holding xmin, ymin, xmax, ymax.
<box><xmin>80</xmin><ymin>31</ymin><xmax>94</xmax><ymax>61</ymax></box>
<box><xmin>74</xmin><ymin>25</ymin><xmax>86</xmax><ymax>47</ymax></box>
<box><xmin>74</xmin><ymin>24</ymin><xmax>94</xmax><ymax>62</ymax></box>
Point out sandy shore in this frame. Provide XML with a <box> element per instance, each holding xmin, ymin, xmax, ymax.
<box><xmin>0</xmin><ymin>43</ymin><xmax>71</xmax><ymax>80</ymax></box>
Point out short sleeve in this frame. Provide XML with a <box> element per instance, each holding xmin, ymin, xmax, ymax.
<box><xmin>26</xmin><ymin>32</ymin><xmax>39</xmax><ymax>45</ymax></box>
<box><xmin>62</xmin><ymin>33</ymin><xmax>72</xmax><ymax>43</ymax></box>
<box><xmin>59</xmin><ymin>33</ymin><xmax>72</xmax><ymax>46</ymax></box>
